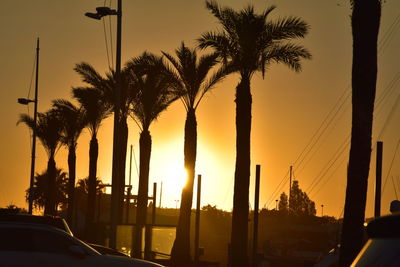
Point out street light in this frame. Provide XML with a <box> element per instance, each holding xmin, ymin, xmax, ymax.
<box><xmin>18</xmin><ymin>38</ymin><xmax>40</xmax><ymax>215</ymax></box>
<box><xmin>85</xmin><ymin>1</ymin><xmax>122</xmax><ymax>249</ymax></box>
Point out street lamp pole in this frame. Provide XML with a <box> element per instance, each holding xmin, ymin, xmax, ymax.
<box><xmin>30</xmin><ymin>38</ymin><xmax>39</xmax><ymax>215</ymax></box>
<box><xmin>85</xmin><ymin>0</ymin><xmax>122</xmax><ymax>248</ymax></box>
<box><xmin>109</xmin><ymin>0</ymin><xmax>122</xmax><ymax>249</ymax></box>
<box><xmin>18</xmin><ymin>38</ymin><xmax>39</xmax><ymax>214</ymax></box>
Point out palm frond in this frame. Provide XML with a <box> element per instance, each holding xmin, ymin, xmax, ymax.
<box><xmin>263</xmin><ymin>43</ymin><xmax>312</xmax><ymax>72</ymax></box>
<box><xmin>74</xmin><ymin>62</ymin><xmax>106</xmax><ymax>89</ymax></box>
<box><xmin>266</xmin><ymin>16</ymin><xmax>310</xmax><ymax>42</ymax></box>
<box><xmin>52</xmin><ymin>99</ymin><xmax>85</xmax><ymax>148</ymax></box>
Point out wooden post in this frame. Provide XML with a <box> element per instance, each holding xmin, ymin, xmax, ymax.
<box><xmin>194</xmin><ymin>174</ymin><xmax>202</xmax><ymax>266</ymax></box>
<box><xmin>289</xmin><ymin>165</ymin><xmax>293</xmax><ymax>213</ymax></box>
<box><xmin>375</xmin><ymin>141</ymin><xmax>383</xmax><ymax>217</ymax></box>
<box><xmin>252</xmin><ymin>165</ymin><xmax>261</xmax><ymax>267</ymax></box>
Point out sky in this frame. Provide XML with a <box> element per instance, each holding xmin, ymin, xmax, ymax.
<box><xmin>1</xmin><ymin>0</ymin><xmax>400</xmax><ymax>218</ymax></box>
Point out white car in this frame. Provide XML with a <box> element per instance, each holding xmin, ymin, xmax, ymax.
<box><xmin>0</xmin><ymin>222</ymin><xmax>164</xmax><ymax>267</ymax></box>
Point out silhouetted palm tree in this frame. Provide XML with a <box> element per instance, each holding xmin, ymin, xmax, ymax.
<box><xmin>52</xmin><ymin>99</ymin><xmax>85</xmax><ymax>224</ymax></box>
<box><xmin>76</xmin><ymin>177</ymin><xmax>106</xmax><ymax>196</ymax></box>
<box><xmin>162</xmin><ymin>42</ymin><xmax>228</xmax><ymax>266</ymax></box>
<box><xmin>25</xmin><ymin>168</ymin><xmax>68</xmax><ymax>211</ymax></box>
<box><xmin>199</xmin><ymin>2</ymin><xmax>311</xmax><ymax>266</ymax></box>
<box><xmin>73</xmin><ymin>63</ymin><xmax>111</xmax><ymax>238</ymax></box>
<box><xmin>339</xmin><ymin>1</ymin><xmax>381</xmax><ymax>266</ymax></box>
<box><xmin>102</xmin><ymin>67</ymin><xmax>140</xmax><ymax>222</ymax></box>
<box><xmin>18</xmin><ymin>110</ymin><xmax>64</xmax><ymax>215</ymax></box>
<box><xmin>126</xmin><ymin>52</ymin><xmax>181</xmax><ymax>258</ymax></box>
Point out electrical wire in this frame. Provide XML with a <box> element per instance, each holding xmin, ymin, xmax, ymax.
<box><xmin>109</xmin><ymin>0</ymin><xmax>114</xmax><ymax>68</ymax></box>
<box><xmin>102</xmin><ymin>0</ymin><xmax>111</xmax><ymax>69</ymax></box>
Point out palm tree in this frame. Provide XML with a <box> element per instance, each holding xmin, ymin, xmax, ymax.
<box><xmin>25</xmin><ymin>168</ymin><xmax>68</xmax><ymax>211</ymax></box>
<box><xmin>162</xmin><ymin>42</ymin><xmax>228</xmax><ymax>266</ymax></box>
<box><xmin>52</xmin><ymin>99</ymin><xmax>85</xmax><ymax>224</ymax></box>
<box><xmin>339</xmin><ymin>0</ymin><xmax>381</xmax><ymax>266</ymax></box>
<box><xmin>73</xmin><ymin>63</ymin><xmax>111</xmax><ymax>240</ymax></box>
<box><xmin>198</xmin><ymin>2</ymin><xmax>311</xmax><ymax>266</ymax></box>
<box><xmin>76</xmin><ymin>177</ymin><xmax>106</xmax><ymax>195</ymax></box>
<box><xmin>74</xmin><ymin>63</ymin><xmax>136</xmax><ymax>223</ymax></box>
<box><xmin>18</xmin><ymin>110</ymin><xmax>64</xmax><ymax>215</ymax></box>
<box><xmin>102</xmin><ymin>67</ymin><xmax>139</xmax><ymax>223</ymax></box>
<box><xmin>126</xmin><ymin>52</ymin><xmax>181</xmax><ymax>258</ymax></box>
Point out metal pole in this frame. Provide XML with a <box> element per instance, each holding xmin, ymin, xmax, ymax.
<box><xmin>375</xmin><ymin>141</ymin><xmax>383</xmax><ymax>217</ymax></box>
<box><xmin>28</xmin><ymin>38</ymin><xmax>39</xmax><ymax>215</ymax></box>
<box><xmin>194</xmin><ymin>174</ymin><xmax>202</xmax><ymax>266</ymax></box>
<box><xmin>110</xmin><ymin>0</ymin><xmax>122</xmax><ymax>249</ymax></box>
<box><xmin>126</xmin><ymin>145</ymin><xmax>133</xmax><ymax>223</ymax></box>
<box><xmin>252</xmin><ymin>165</ymin><xmax>260</xmax><ymax>267</ymax></box>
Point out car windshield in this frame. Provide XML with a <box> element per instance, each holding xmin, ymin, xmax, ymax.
<box><xmin>352</xmin><ymin>238</ymin><xmax>400</xmax><ymax>267</ymax></box>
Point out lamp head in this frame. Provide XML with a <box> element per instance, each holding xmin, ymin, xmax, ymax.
<box><xmin>85</xmin><ymin>12</ymin><xmax>102</xmax><ymax>20</ymax></box>
<box><xmin>18</xmin><ymin>98</ymin><xmax>34</xmax><ymax>105</ymax></box>
<box><xmin>96</xmin><ymin>7</ymin><xmax>117</xmax><ymax>16</ymax></box>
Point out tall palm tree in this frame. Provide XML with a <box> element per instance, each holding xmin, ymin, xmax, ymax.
<box><xmin>126</xmin><ymin>52</ymin><xmax>181</xmax><ymax>258</ymax></box>
<box><xmin>52</xmin><ymin>99</ymin><xmax>85</xmax><ymax>224</ymax></box>
<box><xmin>73</xmin><ymin>63</ymin><xmax>111</xmax><ymax>240</ymax></box>
<box><xmin>75</xmin><ymin>63</ymin><xmax>136</xmax><ymax>223</ymax></box>
<box><xmin>198</xmin><ymin>2</ymin><xmax>311</xmax><ymax>266</ymax></box>
<box><xmin>162</xmin><ymin>42</ymin><xmax>228</xmax><ymax>266</ymax></box>
<box><xmin>339</xmin><ymin>0</ymin><xmax>381</xmax><ymax>266</ymax></box>
<box><xmin>18</xmin><ymin>110</ymin><xmax>64</xmax><ymax>215</ymax></box>
<box><xmin>102</xmin><ymin>68</ymin><xmax>139</xmax><ymax>223</ymax></box>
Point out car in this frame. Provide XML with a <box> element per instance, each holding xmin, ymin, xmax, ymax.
<box><xmin>351</xmin><ymin>213</ymin><xmax>400</xmax><ymax>266</ymax></box>
<box><xmin>0</xmin><ymin>213</ymin><xmax>131</xmax><ymax>258</ymax></box>
<box><xmin>0</xmin><ymin>220</ymin><xmax>164</xmax><ymax>266</ymax></box>
<box><xmin>0</xmin><ymin>213</ymin><xmax>73</xmax><ymax>235</ymax></box>
<box><xmin>89</xmin><ymin>242</ymin><xmax>130</xmax><ymax>257</ymax></box>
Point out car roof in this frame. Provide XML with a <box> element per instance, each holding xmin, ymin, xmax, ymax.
<box><xmin>0</xmin><ymin>213</ymin><xmax>73</xmax><ymax>236</ymax></box>
<box><xmin>367</xmin><ymin>213</ymin><xmax>400</xmax><ymax>238</ymax></box>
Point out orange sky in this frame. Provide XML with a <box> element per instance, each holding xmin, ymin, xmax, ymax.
<box><xmin>1</xmin><ymin>0</ymin><xmax>400</xmax><ymax>218</ymax></box>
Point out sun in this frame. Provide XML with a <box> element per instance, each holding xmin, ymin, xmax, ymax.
<box><xmin>150</xmin><ymin>151</ymin><xmax>188</xmax><ymax>207</ymax></box>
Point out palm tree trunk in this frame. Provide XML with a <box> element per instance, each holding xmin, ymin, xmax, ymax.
<box><xmin>170</xmin><ymin>108</ymin><xmax>197</xmax><ymax>267</ymax></box>
<box><xmin>231</xmin><ymin>75</ymin><xmax>252</xmax><ymax>267</ymax></box>
<box><xmin>67</xmin><ymin>146</ymin><xmax>77</xmax><ymax>225</ymax></box>
<box><xmin>133</xmin><ymin>129</ymin><xmax>152</xmax><ymax>259</ymax></box>
<box><xmin>119</xmin><ymin>117</ymin><xmax>128</xmax><ymax>223</ymax></box>
<box><xmin>339</xmin><ymin>1</ymin><xmax>380</xmax><ymax>266</ymax></box>
<box><xmin>86</xmin><ymin>136</ymin><xmax>98</xmax><ymax>241</ymax></box>
<box><xmin>44</xmin><ymin>155</ymin><xmax>57</xmax><ymax>215</ymax></box>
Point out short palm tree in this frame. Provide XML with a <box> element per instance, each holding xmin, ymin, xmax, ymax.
<box><xmin>162</xmin><ymin>42</ymin><xmax>228</xmax><ymax>266</ymax></box>
<box><xmin>52</xmin><ymin>99</ymin><xmax>85</xmax><ymax>224</ymax></box>
<box><xmin>25</xmin><ymin>168</ymin><xmax>68</xmax><ymax>211</ymax></box>
<box><xmin>18</xmin><ymin>110</ymin><xmax>64</xmax><ymax>215</ymax></box>
<box><xmin>126</xmin><ymin>52</ymin><xmax>181</xmax><ymax>258</ymax></box>
<box><xmin>73</xmin><ymin>63</ymin><xmax>111</xmax><ymax>239</ymax></box>
<box><xmin>198</xmin><ymin>2</ymin><xmax>311</xmax><ymax>266</ymax></box>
